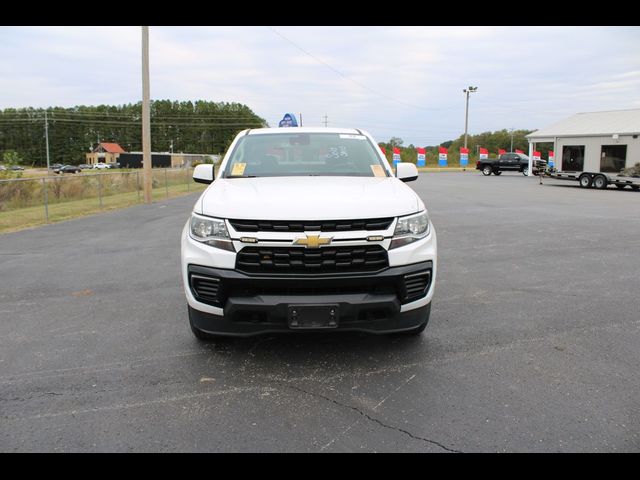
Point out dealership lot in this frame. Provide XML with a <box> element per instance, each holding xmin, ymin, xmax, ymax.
<box><xmin>1</xmin><ymin>172</ymin><xmax>638</xmax><ymax>452</ymax></box>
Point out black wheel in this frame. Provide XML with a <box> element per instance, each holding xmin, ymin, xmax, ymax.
<box><xmin>494</xmin><ymin>171</ymin><xmax>502</xmax><ymax>176</ymax></box>
<box><xmin>188</xmin><ymin>305</ymin><xmax>221</xmax><ymax>341</ymax></box>
<box><xmin>482</xmin><ymin>165</ymin><xmax>492</xmax><ymax>176</ymax></box>
<box><xmin>593</xmin><ymin>175</ymin><xmax>608</xmax><ymax>189</ymax></box>
<box><xmin>631</xmin><ymin>186</ymin><xmax>640</xmax><ymax>191</ymax></box>
<box><xmin>579</xmin><ymin>174</ymin><xmax>592</xmax><ymax>188</ymax></box>
<box><xmin>522</xmin><ymin>167</ymin><xmax>529</xmax><ymax>176</ymax></box>
<box><xmin>615</xmin><ymin>184</ymin><xmax>626</xmax><ymax>189</ymax></box>
<box><xmin>404</xmin><ymin>320</ymin><xmax>428</xmax><ymax>335</ymax></box>
<box><xmin>396</xmin><ymin>304</ymin><xmax>431</xmax><ymax>336</ymax></box>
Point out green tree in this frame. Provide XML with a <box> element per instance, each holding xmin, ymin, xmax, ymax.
<box><xmin>0</xmin><ymin>101</ymin><xmax>266</xmax><ymax>166</ymax></box>
<box><xmin>2</xmin><ymin>150</ymin><xmax>22</xmax><ymax>165</ymax></box>
<box><xmin>388</xmin><ymin>137</ymin><xmax>404</xmax><ymax>148</ymax></box>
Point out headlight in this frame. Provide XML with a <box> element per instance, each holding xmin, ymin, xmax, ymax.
<box><xmin>189</xmin><ymin>213</ymin><xmax>234</xmax><ymax>252</ymax></box>
<box><xmin>390</xmin><ymin>211</ymin><xmax>430</xmax><ymax>249</ymax></box>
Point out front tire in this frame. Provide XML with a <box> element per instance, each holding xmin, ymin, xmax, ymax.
<box><xmin>494</xmin><ymin>171</ymin><xmax>502</xmax><ymax>176</ymax></box>
<box><xmin>396</xmin><ymin>304</ymin><xmax>431</xmax><ymax>336</ymax></box>
<box><xmin>188</xmin><ymin>305</ymin><xmax>221</xmax><ymax>341</ymax></box>
<box><xmin>522</xmin><ymin>167</ymin><xmax>529</xmax><ymax>176</ymax></box>
<box><xmin>404</xmin><ymin>320</ymin><xmax>428</xmax><ymax>335</ymax></box>
<box><xmin>482</xmin><ymin>165</ymin><xmax>492</xmax><ymax>176</ymax></box>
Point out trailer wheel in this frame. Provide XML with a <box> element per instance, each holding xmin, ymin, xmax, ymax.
<box><xmin>631</xmin><ymin>186</ymin><xmax>639</xmax><ymax>191</ymax></box>
<box><xmin>579</xmin><ymin>174</ymin><xmax>592</xmax><ymax>188</ymax></box>
<box><xmin>482</xmin><ymin>165</ymin><xmax>492</xmax><ymax>176</ymax></box>
<box><xmin>593</xmin><ymin>175</ymin><xmax>608</xmax><ymax>190</ymax></box>
<box><xmin>615</xmin><ymin>184</ymin><xmax>626</xmax><ymax>189</ymax></box>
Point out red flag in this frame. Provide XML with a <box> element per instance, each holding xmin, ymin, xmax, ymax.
<box><xmin>417</xmin><ymin>147</ymin><xmax>425</xmax><ymax>155</ymax></box>
<box><xmin>479</xmin><ymin>148</ymin><xmax>488</xmax><ymax>155</ymax></box>
<box><xmin>438</xmin><ymin>147</ymin><xmax>447</xmax><ymax>154</ymax></box>
<box><xmin>549</xmin><ymin>150</ymin><xmax>555</xmax><ymax>157</ymax></box>
<box><xmin>460</xmin><ymin>147</ymin><xmax>469</xmax><ymax>154</ymax></box>
<box><xmin>379</xmin><ymin>146</ymin><xmax>386</xmax><ymax>154</ymax></box>
<box><xmin>515</xmin><ymin>149</ymin><xmax>524</xmax><ymax>154</ymax></box>
<box><xmin>533</xmin><ymin>151</ymin><xmax>541</xmax><ymax>157</ymax></box>
<box><xmin>393</xmin><ymin>147</ymin><xmax>401</xmax><ymax>155</ymax></box>
<box><xmin>498</xmin><ymin>149</ymin><xmax>506</xmax><ymax>155</ymax></box>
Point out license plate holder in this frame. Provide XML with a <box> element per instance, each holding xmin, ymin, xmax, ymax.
<box><xmin>288</xmin><ymin>304</ymin><xmax>339</xmax><ymax>329</ymax></box>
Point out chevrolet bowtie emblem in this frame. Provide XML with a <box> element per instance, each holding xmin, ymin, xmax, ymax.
<box><xmin>294</xmin><ymin>234</ymin><xmax>332</xmax><ymax>249</ymax></box>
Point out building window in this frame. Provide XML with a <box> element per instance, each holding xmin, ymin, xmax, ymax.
<box><xmin>600</xmin><ymin>145</ymin><xmax>627</xmax><ymax>173</ymax></box>
<box><xmin>562</xmin><ymin>145</ymin><xmax>584</xmax><ymax>171</ymax></box>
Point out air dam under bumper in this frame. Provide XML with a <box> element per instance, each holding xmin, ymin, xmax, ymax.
<box><xmin>187</xmin><ymin>261</ymin><xmax>432</xmax><ymax>336</ymax></box>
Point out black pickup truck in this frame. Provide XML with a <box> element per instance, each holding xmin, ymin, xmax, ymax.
<box><xmin>476</xmin><ymin>152</ymin><xmax>546</xmax><ymax>176</ymax></box>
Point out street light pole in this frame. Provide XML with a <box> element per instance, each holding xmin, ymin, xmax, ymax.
<box><xmin>44</xmin><ymin>110</ymin><xmax>51</xmax><ymax>173</ymax></box>
<box><xmin>463</xmin><ymin>86</ymin><xmax>478</xmax><ymax>149</ymax></box>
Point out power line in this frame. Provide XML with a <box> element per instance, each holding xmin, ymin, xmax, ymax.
<box><xmin>266</xmin><ymin>26</ymin><xmax>453</xmax><ymax>113</ymax></box>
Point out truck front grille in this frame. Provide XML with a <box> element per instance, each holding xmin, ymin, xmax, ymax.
<box><xmin>228</xmin><ymin>218</ymin><xmax>393</xmax><ymax>232</ymax></box>
<box><xmin>236</xmin><ymin>245</ymin><xmax>389</xmax><ymax>274</ymax></box>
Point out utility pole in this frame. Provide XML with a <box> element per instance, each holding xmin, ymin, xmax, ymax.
<box><xmin>299</xmin><ymin>113</ymin><xmax>303</xmax><ymax>127</ymax></box>
<box><xmin>170</xmin><ymin>140</ymin><xmax>174</xmax><ymax>154</ymax></box>
<box><xmin>510</xmin><ymin>128</ymin><xmax>514</xmax><ymax>152</ymax></box>
<box><xmin>141</xmin><ymin>26</ymin><xmax>152</xmax><ymax>204</ymax></box>
<box><xmin>322</xmin><ymin>115</ymin><xmax>328</xmax><ymax>127</ymax></box>
<box><xmin>463</xmin><ymin>86</ymin><xmax>478</xmax><ymax>149</ymax></box>
<box><xmin>44</xmin><ymin>110</ymin><xmax>51</xmax><ymax>173</ymax></box>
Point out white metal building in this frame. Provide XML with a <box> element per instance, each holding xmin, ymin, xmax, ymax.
<box><xmin>526</xmin><ymin>108</ymin><xmax>640</xmax><ymax>173</ymax></box>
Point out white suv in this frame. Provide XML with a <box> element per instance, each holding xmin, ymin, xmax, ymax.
<box><xmin>181</xmin><ymin>127</ymin><xmax>437</xmax><ymax>338</ymax></box>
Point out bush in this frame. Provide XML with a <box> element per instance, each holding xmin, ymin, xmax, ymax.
<box><xmin>0</xmin><ymin>172</ymin><xmax>39</xmax><ymax>210</ymax></box>
<box><xmin>622</xmin><ymin>162</ymin><xmax>640</xmax><ymax>176</ymax></box>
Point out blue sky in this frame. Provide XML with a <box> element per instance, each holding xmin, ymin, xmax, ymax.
<box><xmin>1</xmin><ymin>26</ymin><xmax>639</xmax><ymax>146</ymax></box>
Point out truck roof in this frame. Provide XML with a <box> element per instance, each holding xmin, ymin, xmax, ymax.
<box><xmin>246</xmin><ymin>127</ymin><xmax>362</xmax><ymax>136</ymax></box>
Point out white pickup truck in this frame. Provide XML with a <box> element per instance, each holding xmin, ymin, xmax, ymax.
<box><xmin>180</xmin><ymin>127</ymin><xmax>437</xmax><ymax>338</ymax></box>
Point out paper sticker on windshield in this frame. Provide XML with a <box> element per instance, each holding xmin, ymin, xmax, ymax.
<box><xmin>231</xmin><ymin>163</ymin><xmax>246</xmax><ymax>176</ymax></box>
<box><xmin>339</xmin><ymin>134</ymin><xmax>366</xmax><ymax>140</ymax></box>
<box><xmin>370</xmin><ymin>165</ymin><xmax>386</xmax><ymax>177</ymax></box>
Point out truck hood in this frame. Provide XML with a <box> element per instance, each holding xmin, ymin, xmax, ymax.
<box><xmin>198</xmin><ymin>176</ymin><xmax>422</xmax><ymax>220</ymax></box>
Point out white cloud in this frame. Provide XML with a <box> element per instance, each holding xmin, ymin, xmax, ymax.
<box><xmin>0</xmin><ymin>25</ymin><xmax>639</xmax><ymax>145</ymax></box>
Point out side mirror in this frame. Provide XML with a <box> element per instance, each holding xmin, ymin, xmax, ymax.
<box><xmin>396</xmin><ymin>162</ymin><xmax>418</xmax><ymax>182</ymax></box>
<box><xmin>193</xmin><ymin>164</ymin><xmax>214</xmax><ymax>184</ymax></box>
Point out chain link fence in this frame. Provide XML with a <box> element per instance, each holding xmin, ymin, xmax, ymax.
<box><xmin>0</xmin><ymin>167</ymin><xmax>205</xmax><ymax>232</ymax></box>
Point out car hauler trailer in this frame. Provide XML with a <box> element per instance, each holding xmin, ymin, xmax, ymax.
<box><xmin>546</xmin><ymin>171</ymin><xmax>640</xmax><ymax>190</ymax></box>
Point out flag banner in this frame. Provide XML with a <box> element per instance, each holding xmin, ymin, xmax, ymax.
<box><xmin>380</xmin><ymin>146</ymin><xmax>386</xmax><ymax>155</ymax></box>
<box><xmin>548</xmin><ymin>150</ymin><xmax>555</xmax><ymax>168</ymax></box>
<box><xmin>479</xmin><ymin>147</ymin><xmax>488</xmax><ymax>160</ymax></box>
<box><xmin>533</xmin><ymin>151</ymin><xmax>541</xmax><ymax>160</ymax></box>
<box><xmin>498</xmin><ymin>149</ymin><xmax>506</xmax><ymax>155</ymax></box>
<box><xmin>459</xmin><ymin>147</ymin><xmax>469</xmax><ymax>167</ymax></box>
<box><xmin>438</xmin><ymin>146</ymin><xmax>448</xmax><ymax>167</ymax></box>
<box><xmin>417</xmin><ymin>147</ymin><xmax>426</xmax><ymax>167</ymax></box>
<box><xmin>515</xmin><ymin>149</ymin><xmax>524</xmax><ymax>154</ymax></box>
<box><xmin>393</xmin><ymin>147</ymin><xmax>401</xmax><ymax>166</ymax></box>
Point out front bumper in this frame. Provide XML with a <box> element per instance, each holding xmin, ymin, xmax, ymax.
<box><xmin>186</xmin><ymin>261</ymin><xmax>433</xmax><ymax>336</ymax></box>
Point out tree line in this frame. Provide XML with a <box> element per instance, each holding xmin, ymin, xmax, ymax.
<box><xmin>378</xmin><ymin>129</ymin><xmax>553</xmax><ymax>166</ymax></box>
<box><xmin>0</xmin><ymin>100</ymin><xmax>267</xmax><ymax>166</ymax></box>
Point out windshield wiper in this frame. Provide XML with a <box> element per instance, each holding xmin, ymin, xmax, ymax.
<box><xmin>226</xmin><ymin>175</ymin><xmax>258</xmax><ymax>178</ymax></box>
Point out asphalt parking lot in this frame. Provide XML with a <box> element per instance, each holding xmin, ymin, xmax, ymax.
<box><xmin>1</xmin><ymin>172</ymin><xmax>639</xmax><ymax>452</ymax></box>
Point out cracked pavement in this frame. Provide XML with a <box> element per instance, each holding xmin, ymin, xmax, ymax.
<box><xmin>1</xmin><ymin>173</ymin><xmax>639</xmax><ymax>452</ymax></box>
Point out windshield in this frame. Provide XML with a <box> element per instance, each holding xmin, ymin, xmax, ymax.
<box><xmin>223</xmin><ymin>132</ymin><xmax>389</xmax><ymax>178</ymax></box>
